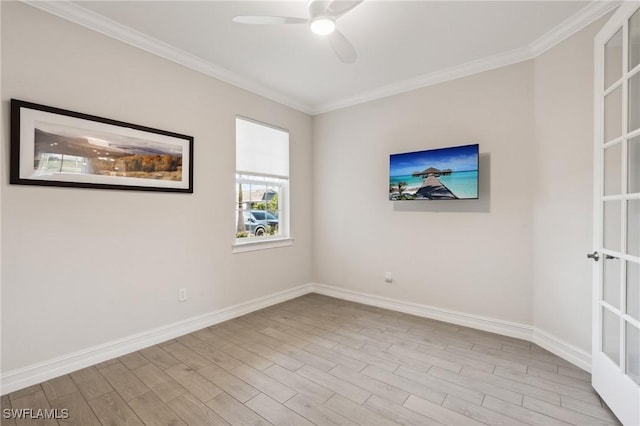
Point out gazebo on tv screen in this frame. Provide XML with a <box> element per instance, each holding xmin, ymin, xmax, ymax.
<box><xmin>389</xmin><ymin>144</ymin><xmax>479</xmax><ymax>201</ymax></box>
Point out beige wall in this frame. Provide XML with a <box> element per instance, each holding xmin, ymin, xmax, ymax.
<box><xmin>532</xmin><ymin>17</ymin><xmax>608</xmax><ymax>352</ymax></box>
<box><xmin>312</xmin><ymin>17</ymin><xmax>607</xmax><ymax>355</ymax></box>
<box><xmin>1</xmin><ymin>2</ymin><xmax>313</xmax><ymax>372</ymax></box>
<box><xmin>1</xmin><ymin>0</ymin><xmax>609</xmax><ymax>377</ymax></box>
<box><xmin>313</xmin><ymin>62</ymin><xmax>536</xmax><ymax>325</ymax></box>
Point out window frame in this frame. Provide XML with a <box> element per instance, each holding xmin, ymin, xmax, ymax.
<box><xmin>233</xmin><ymin>117</ymin><xmax>291</xmax><ymax>253</ymax></box>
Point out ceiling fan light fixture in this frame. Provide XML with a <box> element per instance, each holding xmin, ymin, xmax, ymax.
<box><xmin>310</xmin><ymin>17</ymin><xmax>335</xmax><ymax>35</ymax></box>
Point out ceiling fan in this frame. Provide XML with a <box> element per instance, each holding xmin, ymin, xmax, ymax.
<box><xmin>233</xmin><ymin>0</ymin><xmax>363</xmax><ymax>64</ymax></box>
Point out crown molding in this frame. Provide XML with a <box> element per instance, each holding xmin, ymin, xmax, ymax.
<box><xmin>310</xmin><ymin>46</ymin><xmax>535</xmax><ymax>115</ymax></box>
<box><xmin>312</xmin><ymin>0</ymin><xmax>621</xmax><ymax>115</ymax></box>
<box><xmin>22</xmin><ymin>0</ymin><xmax>315</xmax><ymax>115</ymax></box>
<box><xmin>528</xmin><ymin>0</ymin><xmax>621</xmax><ymax>57</ymax></box>
<box><xmin>22</xmin><ymin>0</ymin><xmax>619</xmax><ymax>117</ymax></box>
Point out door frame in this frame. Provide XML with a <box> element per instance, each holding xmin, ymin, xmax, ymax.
<box><xmin>592</xmin><ymin>3</ymin><xmax>640</xmax><ymax>425</ymax></box>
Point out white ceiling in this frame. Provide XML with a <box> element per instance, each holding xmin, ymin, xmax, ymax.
<box><xmin>32</xmin><ymin>1</ymin><xmax>617</xmax><ymax>114</ymax></box>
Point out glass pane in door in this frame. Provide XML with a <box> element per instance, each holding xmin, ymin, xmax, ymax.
<box><xmin>605</xmin><ymin>86</ymin><xmax>623</xmax><ymax>142</ymax></box>
<box><xmin>630</xmin><ymin>9</ymin><xmax>640</xmax><ymax>71</ymax></box>
<box><xmin>627</xmin><ymin>322</ymin><xmax>640</xmax><ymax>384</ymax></box>
<box><xmin>630</xmin><ymin>136</ymin><xmax>640</xmax><ymax>194</ymax></box>
<box><xmin>629</xmin><ymin>72</ymin><xmax>640</xmax><ymax>132</ymax></box>
<box><xmin>603</xmin><ymin>307</ymin><xmax>621</xmax><ymax>365</ymax></box>
<box><xmin>628</xmin><ymin>261</ymin><xmax>640</xmax><ymax>321</ymax></box>
<box><xmin>606</xmin><ymin>28</ymin><xmax>623</xmax><ymax>89</ymax></box>
<box><xmin>604</xmin><ymin>200</ymin><xmax>622</xmax><ymax>252</ymax></box>
<box><xmin>594</xmin><ymin>7</ymin><xmax>640</xmax><ymax>425</ymax></box>
<box><xmin>604</xmin><ymin>256</ymin><xmax>621</xmax><ymax>308</ymax></box>
<box><xmin>628</xmin><ymin>199</ymin><xmax>640</xmax><ymax>256</ymax></box>
<box><xmin>605</xmin><ymin>143</ymin><xmax>622</xmax><ymax>195</ymax></box>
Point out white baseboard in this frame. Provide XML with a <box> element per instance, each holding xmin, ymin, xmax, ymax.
<box><xmin>310</xmin><ymin>283</ymin><xmax>533</xmax><ymax>340</ymax></box>
<box><xmin>1</xmin><ymin>281</ymin><xmax>592</xmax><ymax>395</ymax></box>
<box><xmin>0</xmin><ymin>284</ymin><xmax>312</xmax><ymax>395</ymax></box>
<box><xmin>532</xmin><ymin>327</ymin><xmax>591</xmax><ymax>372</ymax></box>
<box><xmin>309</xmin><ymin>283</ymin><xmax>592</xmax><ymax>372</ymax></box>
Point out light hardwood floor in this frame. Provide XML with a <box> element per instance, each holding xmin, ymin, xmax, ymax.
<box><xmin>1</xmin><ymin>294</ymin><xmax>621</xmax><ymax>425</ymax></box>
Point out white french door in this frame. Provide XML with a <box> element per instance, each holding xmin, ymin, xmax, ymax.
<box><xmin>592</xmin><ymin>3</ymin><xmax>640</xmax><ymax>425</ymax></box>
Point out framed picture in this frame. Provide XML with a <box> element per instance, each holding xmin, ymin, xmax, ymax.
<box><xmin>10</xmin><ymin>99</ymin><xmax>194</xmax><ymax>193</ymax></box>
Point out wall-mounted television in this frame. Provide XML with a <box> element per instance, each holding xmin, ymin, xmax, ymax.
<box><xmin>389</xmin><ymin>144</ymin><xmax>479</xmax><ymax>200</ymax></box>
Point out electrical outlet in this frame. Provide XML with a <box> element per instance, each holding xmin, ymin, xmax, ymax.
<box><xmin>179</xmin><ymin>288</ymin><xmax>188</xmax><ymax>302</ymax></box>
<box><xmin>384</xmin><ymin>272</ymin><xmax>393</xmax><ymax>283</ymax></box>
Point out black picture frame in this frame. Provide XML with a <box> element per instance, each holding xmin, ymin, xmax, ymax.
<box><xmin>10</xmin><ymin>99</ymin><xmax>194</xmax><ymax>193</ymax></box>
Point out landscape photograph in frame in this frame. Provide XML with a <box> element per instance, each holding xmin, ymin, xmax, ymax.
<box><xmin>11</xmin><ymin>99</ymin><xmax>194</xmax><ymax>193</ymax></box>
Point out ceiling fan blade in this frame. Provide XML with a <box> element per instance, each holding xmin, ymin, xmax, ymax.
<box><xmin>327</xmin><ymin>0</ymin><xmax>364</xmax><ymax>18</ymax></box>
<box><xmin>232</xmin><ymin>16</ymin><xmax>308</xmax><ymax>25</ymax></box>
<box><xmin>308</xmin><ymin>0</ymin><xmax>333</xmax><ymax>19</ymax></box>
<box><xmin>328</xmin><ymin>29</ymin><xmax>357</xmax><ymax>64</ymax></box>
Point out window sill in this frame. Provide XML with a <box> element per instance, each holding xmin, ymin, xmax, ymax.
<box><xmin>232</xmin><ymin>237</ymin><xmax>294</xmax><ymax>253</ymax></box>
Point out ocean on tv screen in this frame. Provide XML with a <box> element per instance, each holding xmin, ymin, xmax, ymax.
<box><xmin>389</xmin><ymin>144</ymin><xmax>478</xmax><ymax>200</ymax></box>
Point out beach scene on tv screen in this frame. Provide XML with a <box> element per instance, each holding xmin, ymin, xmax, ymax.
<box><xmin>389</xmin><ymin>144</ymin><xmax>478</xmax><ymax>200</ymax></box>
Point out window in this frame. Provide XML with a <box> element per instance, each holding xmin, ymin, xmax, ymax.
<box><xmin>234</xmin><ymin>117</ymin><xmax>290</xmax><ymax>250</ymax></box>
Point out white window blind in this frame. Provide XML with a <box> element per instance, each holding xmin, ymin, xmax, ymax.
<box><xmin>236</xmin><ymin>117</ymin><xmax>289</xmax><ymax>178</ymax></box>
